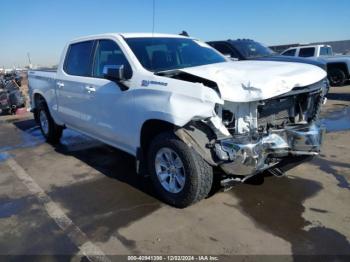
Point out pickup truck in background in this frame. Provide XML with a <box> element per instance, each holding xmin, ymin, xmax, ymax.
<box><xmin>281</xmin><ymin>44</ymin><xmax>350</xmax><ymax>86</ymax></box>
<box><xmin>29</xmin><ymin>33</ymin><xmax>328</xmax><ymax>207</ymax></box>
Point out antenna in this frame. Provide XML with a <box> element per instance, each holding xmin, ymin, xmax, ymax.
<box><xmin>152</xmin><ymin>0</ymin><xmax>156</xmax><ymax>36</ymax></box>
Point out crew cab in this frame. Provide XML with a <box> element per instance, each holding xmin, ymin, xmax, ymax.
<box><xmin>29</xmin><ymin>33</ymin><xmax>328</xmax><ymax>207</ymax></box>
<box><xmin>281</xmin><ymin>45</ymin><xmax>350</xmax><ymax>86</ymax></box>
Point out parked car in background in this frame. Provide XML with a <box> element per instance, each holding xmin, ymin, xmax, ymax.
<box><xmin>3</xmin><ymin>72</ymin><xmax>22</xmax><ymax>86</ymax></box>
<box><xmin>0</xmin><ymin>77</ymin><xmax>26</xmax><ymax>114</ymax></box>
<box><xmin>29</xmin><ymin>33</ymin><xmax>327</xmax><ymax>207</ymax></box>
<box><xmin>281</xmin><ymin>45</ymin><xmax>350</xmax><ymax>86</ymax></box>
<box><xmin>207</xmin><ymin>39</ymin><xmax>327</xmax><ymax>70</ymax></box>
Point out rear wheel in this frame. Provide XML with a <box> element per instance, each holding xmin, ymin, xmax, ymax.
<box><xmin>328</xmin><ymin>68</ymin><xmax>346</xmax><ymax>86</ymax></box>
<box><xmin>36</xmin><ymin>101</ymin><xmax>63</xmax><ymax>144</ymax></box>
<box><xmin>148</xmin><ymin>132</ymin><xmax>213</xmax><ymax>208</ymax></box>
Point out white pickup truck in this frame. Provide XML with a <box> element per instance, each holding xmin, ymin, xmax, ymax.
<box><xmin>29</xmin><ymin>33</ymin><xmax>328</xmax><ymax>207</ymax></box>
<box><xmin>281</xmin><ymin>44</ymin><xmax>350</xmax><ymax>86</ymax></box>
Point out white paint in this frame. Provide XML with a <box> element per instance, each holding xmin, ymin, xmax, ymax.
<box><xmin>6</xmin><ymin>157</ymin><xmax>110</xmax><ymax>262</ymax></box>
<box><xmin>181</xmin><ymin>60</ymin><xmax>327</xmax><ymax>102</ymax></box>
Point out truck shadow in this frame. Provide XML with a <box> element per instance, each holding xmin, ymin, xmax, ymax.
<box><xmin>230</xmin><ymin>174</ymin><xmax>350</xmax><ymax>256</ymax></box>
<box><xmin>326</xmin><ymin>92</ymin><xmax>350</xmax><ymax>102</ymax></box>
<box><xmin>13</xmin><ymin>118</ymin><xmax>155</xmax><ymax>197</ymax></box>
<box><xmin>12</xmin><ymin>119</ymin><xmax>162</xmax><ymax>251</ymax></box>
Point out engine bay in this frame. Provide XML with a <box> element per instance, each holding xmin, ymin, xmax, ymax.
<box><xmin>218</xmin><ymin>79</ymin><xmax>327</xmax><ymax>136</ymax></box>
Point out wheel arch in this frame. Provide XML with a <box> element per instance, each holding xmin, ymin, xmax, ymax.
<box><xmin>140</xmin><ymin>119</ymin><xmax>177</xmax><ymax>155</ymax></box>
<box><xmin>137</xmin><ymin>118</ymin><xmax>218</xmax><ymax>175</ymax></box>
<box><xmin>327</xmin><ymin>62</ymin><xmax>349</xmax><ymax>78</ymax></box>
<box><xmin>32</xmin><ymin>92</ymin><xmax>46</xmax><ymax>123</ymax></box>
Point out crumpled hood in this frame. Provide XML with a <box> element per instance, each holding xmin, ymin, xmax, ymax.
<box><xmin>180</xmin><ymin>61</ymin><xmax>327</xmax><ymax>102</ymax></box>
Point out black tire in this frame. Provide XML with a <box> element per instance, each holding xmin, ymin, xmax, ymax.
<box><xmin>328</xmin><ymin>68</ymin><xmax>346</xmax><ymax>86</ymax></box>
<box><xmin>148</xmin><ymin>132</ymin><xmax>213</xmax><ymax>208</ymax></box>
<box><xmin>36</xmin><ymin>100</ymin><xmax>63</xmax><ymax>144</ymax></box>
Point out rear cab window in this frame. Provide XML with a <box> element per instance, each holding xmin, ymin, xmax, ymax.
<box><xmin>320</xmin><ymin>46</ymin><xmax>332</xmax><ymax>56</ymax></box>
<box><xmin>298</xmin><ymin>47</ymin><xmax>315</xmax><ymax>57</ymax></box>
<box><xmin>64</xmin><ymin>41</ymin><xmax>95</xmax><ymax>76</ymax></box>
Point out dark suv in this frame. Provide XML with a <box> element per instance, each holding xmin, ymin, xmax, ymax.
<box><xmin>207</xmin><ymin>39</ymin><xmax>327</xmax><ymax>70</ymax></box>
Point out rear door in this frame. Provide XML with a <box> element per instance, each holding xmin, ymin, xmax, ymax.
<box><xmin>56</xmin><ymin>40</ymin><xmax>96</xmax><ymax>130</ymax></box>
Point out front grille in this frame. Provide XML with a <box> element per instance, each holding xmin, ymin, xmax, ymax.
<box><xmin>258</xmin><ymin>96</ymin><xmax>294</xmax><ymax>127</ymax></box>
<box><xmin>257</xmin><ymin>85</ymin><xmax>323</xmax><ymax>130</ymax></box>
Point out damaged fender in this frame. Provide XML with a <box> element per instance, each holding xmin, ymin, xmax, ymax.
<box><xmin>174</xmin><ymin>121</ymin><xmax>218</xmax><ymax>166</ymax></box>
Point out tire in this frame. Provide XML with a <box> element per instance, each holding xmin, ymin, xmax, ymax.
<box><xmin>328</xmin><ymin>68</ymin><xmax>346</xmax><ymax>86</ymax></box>
<box><xmin>148</xmin><ymin>132</ymin><xmax>213</xmax><ymax>208</ymax></box>
<box><xmin>36</xmin><ymin>100</ymin><xmax>63</xmax><ymax>144</ymax></box>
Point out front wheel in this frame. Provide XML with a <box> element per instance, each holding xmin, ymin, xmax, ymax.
<box><xmin>148</xmin><ymin>132</ymin><xmax>213</xmax><ymax>208</ymax></box>
<box><xmin>36</xmin><ymin>101</ymin><xmax>63</xmax><ymax>144</ymax></box>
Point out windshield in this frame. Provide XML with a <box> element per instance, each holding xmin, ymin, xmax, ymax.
<box><xmin>125</xmin><ymin>37</ymin><xmax>226</xmax><ymax>72</ymax></box>
<box><xmin>233</xmin><ymin>41</ymin><xmax>276</xmax><ymax>59</ymax></box>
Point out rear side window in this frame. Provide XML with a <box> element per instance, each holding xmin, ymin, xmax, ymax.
<box><xmin>64</xmin><ymin>41</ymin><xmax>94</xmax><ymax>76</ymax></box>
<box><xmin>282</xmin><ymin>49</ymin><xmax>296</xmax><ymax>56</ymax></box>
<box><xmin>298</xmin><ymin>47</ymin><xmax>315</xmax><ymax>57</ymax></box>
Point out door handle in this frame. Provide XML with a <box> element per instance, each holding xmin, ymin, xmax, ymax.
<box><xmin>85</xmin><ymin>86</ymin><xmax>96</xmax><ymax>93</ymax></box>
<box><xmin>57</xmin><ymin>81</ymin><xmax>64</xmax><ymax>88</ymax></box>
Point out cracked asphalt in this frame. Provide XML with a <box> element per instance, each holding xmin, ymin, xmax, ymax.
<box><xmin>0</xmin><ymin>86</ymin><xmax>350</xmax><ymax>260</ymax></box>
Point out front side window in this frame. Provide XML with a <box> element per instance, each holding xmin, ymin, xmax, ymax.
<box><xmin>125</xmin><ymin>37</ymin><xmax>226</xmax><ymax>72</ymax></box>
<box><xmin>282</xmin><ymin>49</ymin><xmax>296</xmax><ymax>56</ymax></box>
<box><xmin>299</xmin><ymin>47</ymin><xmax>315</xmax><ymax>57</ymax></box>
<box><xmin>64</xmin><ymin>41</ymin><xmax>94</xmax><ymax>76</ymax></box>
<box><xmin>92</xmin><ymin>40</ymin><xmax>132</xmax><ymax>78</ymax></box>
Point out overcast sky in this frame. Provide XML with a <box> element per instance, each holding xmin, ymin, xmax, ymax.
<box><xmin>1</xmin><ymin>0</ymin><xmax>349</xmax><ymax>68</ymax></box>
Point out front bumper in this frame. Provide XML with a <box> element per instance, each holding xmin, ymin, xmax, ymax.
<box><xmin>215</xmin><ymin>123</ymin><xmax>325</xmax><ymax>176</ymax></box>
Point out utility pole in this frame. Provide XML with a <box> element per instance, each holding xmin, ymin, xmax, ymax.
<box><xmin>27</xmin><ymin>52</ymin><xmax>32</xmax><ymax>69</ymax></box>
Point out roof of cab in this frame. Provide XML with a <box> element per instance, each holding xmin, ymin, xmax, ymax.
<box><xmin>69</xmin><ymin>32</ymin><xmax>190</xmax><ymax>43</ymax></box>
<box><xmin>121</xmin><ymin>33</ymin><xmax>189</xmax><ymax>38</ymax></box>
<box><xmin>296</xmin><ymin>44</ymin><xmax>332</xmax><ymax>48</ymax></box>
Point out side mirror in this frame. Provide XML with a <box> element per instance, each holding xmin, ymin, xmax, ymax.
<box><xmin>103</xmin><ymin>65</ymin><xmax>125</xmax><ymax>81</ymax></box>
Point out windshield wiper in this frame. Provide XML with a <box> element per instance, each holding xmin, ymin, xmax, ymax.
<box><xmin>154</xmin><ymin>69</ymin><xmax>182</xmax><ymax>77</ymax></box>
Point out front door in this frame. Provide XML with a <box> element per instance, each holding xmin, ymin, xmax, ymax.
<box><xmin>83</xmin><ymin>39</ymin><xmax>135</xmax><ymax>152</ymax></box>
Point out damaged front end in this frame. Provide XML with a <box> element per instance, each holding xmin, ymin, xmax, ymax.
<box><xmin>214</xmin><ymin>79</ymin><xmax>328</xmax><ymax>176</ymax></box>
<box><xmin>177</xmin><ymin>79</ymin><xmax>328</xmax><ymax>177</ymax></box>
<box><xmin>216</xmin><ymin>123</ymin><xmax>324</xmax><ymax>176</ymax></box>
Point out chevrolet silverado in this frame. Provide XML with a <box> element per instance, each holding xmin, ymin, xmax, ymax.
<box><xmin>29</xmin><ymin>33</ymin><xmax>328</xmax><ymax>207</ymax></box>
